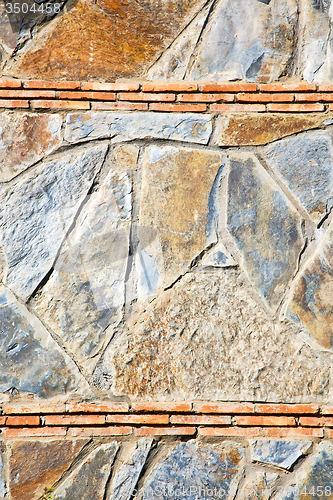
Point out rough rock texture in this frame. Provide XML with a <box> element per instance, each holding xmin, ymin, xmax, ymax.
<box><xmin>250</xmin><ymin>440</ymin><xmax>312</xmax><ymax>470</ymax></box>
<box><xmin>0</xmin><ymin>450</ymin><xmax>6</xmax><ymax>498</ymax></box>
<box><xmin>241</xmin><ymin>471</ymin><xmax>279</xmax><ymax>500</ymax></box>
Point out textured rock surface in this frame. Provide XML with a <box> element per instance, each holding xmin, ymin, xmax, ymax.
<box><xmin>241</xmin><ymin>471</ymin><xmax>278</xmax><ymax>500</ymax></box>
<box><xmin>0</xmin><ymin>450</ymin><xmax>6</xmax><ymax>498</ymax></box>
<box><xmin>0</xmin><ymin>144</ymin><xmax>107</xmax><ymax>300</ymax></box>
<box><xmin>250</xmin><ymin>440</ymin><xmax>312</xmax><ymax>470</ymax></box>
<box><xmin>198</xmin><ymin>242</ymin><xmax>236</xmax><ymax>269</ymax></box>
<box><xmin>65</xmin><ymin>112</ymin><xmax>212</xmax><ymax>145</ymax></box>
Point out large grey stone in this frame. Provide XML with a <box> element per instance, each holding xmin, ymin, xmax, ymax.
<box><xmin>140</xmin><ymin>441</ymin><xmax>244</xmax><ymax>500</ymax></box>
<box><xmin>65</xmin><ymin>112</ymin><xmax>212</xmax><ymax>145</ymax></box>
<box><xmin>0</xmin><ymin>144</ymin><xmax>108</xmax><ymax>301</ymax></box>
<box><xmin>227</xmin><ymin>154</ymin><xmax>303</xmax><ymax>310</ymax></box>
<box><xmin>0</xmin><ymin>285</ymin><xmax>89</xmax><ymax>398</ymax></box>
<box><xmin>241</xmin><ymin>471</ymin><xmax>278</xmax><ymax>500</ymax></box>
<box><xmin>53</xmin><ymin>442</ymin><xmax>118</xmax><ymax>500</ymax></box>
<box><xmin>250</xmin><ymin>440</ymin><xmax>312</xmax><ymax>470</ymax></box>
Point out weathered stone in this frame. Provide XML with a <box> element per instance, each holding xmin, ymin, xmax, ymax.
<box><xmin>265</xmin><ymin>131</ymin><xmax>333</xmax><ymax>223</ymax></box>
<box><xmin>53</xmin><ymin>442</ymin><xmax>118</xmax><ymax>500</ymax></box>
<box><xmin>213</xmin><ymin>114</ymin><xmax>328</xmax><ymax>147</ymax></box>
<box><xmin>96</xmin><ymin>269</ymin><xmax>330</xmax><ymax>402</ymax></box>
<box><xmin>109</xmin><ymin>439</ymin><xmax>153</xmax><ymax>500</ymax></box>
<box><xmin>189</xmin><ymin>0</ymin><xmax>297</xmax><ymax>82</ymax></box>
<box><xmin>140</xmin><ymin>441</ymin><xmax>244</xmax><ymax>500</ymax></box>
<box><xmin>227</xmin><ymin>154</ymin><xmax>303</xmax><ymax>310</ymax></box>
<box><xmin>112</xmin><ymin>144</ymin><xmax>140</xmax><ymax>171</ymax></box>
<box><xmin>9</xmin><ymin>440</ymin><xmax>87</xmax><ymax>500</ymax></box>
<box><xmin>0</xmin><ymin>449</ymin><xmax>6</xmax><ymax>498</ymax></box>
<box><xmin>31</xmin><ymin>170</ymin><xmax>131</xmax><ymax>374</ymax></box>
<box><xmin>0</xmin><ymin>112</ymin><xmax>63</xmax><ymax>182</ymax></box>
<box><xmin>135</xmin><ymin>240</ymin><xmax>163</xmax><ymax>301</ymax></box>
<box><xmin>241</xmin><ymin>471</ymin><xmax>278</xmax><ymax>500</ymax></box>
<box><xmin>199</xmin><ymin>242</ymin><xmax>236</xmax><ymax>268</ymax></box>
<box><xmin>65</xmin><ymin>112</ymin><xmax>212</xmax><ymax>145</ymax></box>
<box><xmin>0</xmin><ymin>144</ymin><xmax>107</xmax><ymax>301</ymax></box>
<box><xmin>0</xmin><ymin>285</ymin><xmax>89</xmax><ymax>397</ymax></box>
<box><xmin>250</xmin><ymin>440</ymin><xmax>312</xmax><ymax>470</ymax></box>
<box><xmin>0</xmin><ymin>0</ymin><xmax>20</xmax><ymax>51</ymax></box>
<box><xmin>139</xmin><ymin>146</ymin><xmax>224</xmax><ymax>287</ymax></box>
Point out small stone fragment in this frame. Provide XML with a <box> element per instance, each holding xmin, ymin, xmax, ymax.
<box><xmin>250</xmin><ymin>440</ymin><xmax>312</xmax><ymax>470</ymax></box>
<box><xmin>198</xmin><ymin>242</ymin><xmax>236</xmax><ymax>268</ymax></box>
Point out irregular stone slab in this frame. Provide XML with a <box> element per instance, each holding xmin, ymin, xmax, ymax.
<box><xmin>265</xmin><ymin>131</ymin><xmax>333</xmax><ymax>223</ymax></box>
<box><xmin>31</xmin><ymin>170</ymin><xmax>131</xmax><ymax>373</ymax></box>
<box><xmin>53</xmin><ymin>442</ymin><xmax>118</xmax><ymax>500</ymax></box>
<box><xmin>214</xmin><ymin>114</ymin><xmax>328</xmax><ymax>147</ymax></box>
<box><xmin>0</xmin><ymin>112</ymin><xmax>63</xmax><ymax>182</ymax></box>
<box><xmin>140</xmin><ymin>146</ymin><xmax>224</xmax><ymax>287</ymax></box>
<box><xmin>189</xmin><ymin>0</ymin><xmax>297</xmax><ymax>82</ymax></box>
<box><xmin>227</xmin><ymin>154</ymin><xmax>303</xmax><ymax>310</ymax></box>
<box><xmin>0</xmin><ymin>285</ymin><xmax>90</xmax><ymax>398</ymax></box>
<box><xmin>113</xmin><ymin>144</ymin><xmax>139</xmax><ymax>171</ymax></box>
<box><xmin>141</xmin><ymin>441</ymin><xmax>243</xmax><ymax>500</ymax></box>
<box><xmin>250</xmin><ymin>440</ymin><xmax>312</xmax><ymax>470</ymax></box>
<box><xmin>241</xmin><ymin>471</ymin><xmax>278</xmax><ymax>500</ymax></box>
<box><xmin>96</xmin><ymin>269</ymin><xmax>330</xmax><ymax>402</ymax></box>
<box><xmin>65</xmin><ymin>112</ymin><xmax>212</xmax><ymax>145</ymax></box>
<box><xmin>109</xmin><ymin>439</ymin><xmax>153</xmax><ymax>500</ymax></box>
<box><xmin>9</xmin><ymin>440</ymin><xmax>87</xmax><ymax>500</ymax></box>
<box><xmin>199</xmin><ymin>242</ymin><xmax>236</xmax><ymax>268</ymax></box>
<box><xmin>0</xmin><ymin>450</ymin><xmax>6</xmax><ymax>498</ymax></box>
<box><xmin>0</xmin><ymin>144</ymin><xmax>107</xmax><ymax>301</ymax></box>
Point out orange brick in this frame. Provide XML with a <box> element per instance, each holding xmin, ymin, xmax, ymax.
<box><xmin>262</xmin><ymin>427</ymin><xmax>323</xmax><ymax>437</ymax></box>
<box><xmin>106</xmin><ymin>414</ymin><xmax>169</xmax><ymax>424</ymax></box>
<box><xmin>193</xmin><ymin>402</ymin><xmax>255</xmax><ymax>414</ymax></box>
<box><xmin>178</xmin><ymin>93</ymin><xmax>234</xmax><ymax>103</ymax></box>
<box><xmin>0</xmin><ymin>100</ymin><xmax>29</xmax><ymax>108</ymax></box>
<box><xmin>327</xmin><ymin>429</ymin><xmax>333</xmax><ymax>438</ymax></box>
<box><xmin>24</xmin><ymin>80</ymin><xmax>80</xmax><ymax>90</ymax></box>
<box><xmin>5</xmin><ymin>426</ymin><xmax>67</xmax><ymax>437</ymax></box>
<box><xmin>119</xmin><ymin>92</ymin><xmax>175</xmax><ymax>102</ymax></box>
<box><xmin>322</xmin><ymin>406</ymin><xmax>333</xmax><ymax>415</ymax></box>
<box><xmin>267</xmin><ymin>103</ymin><xmax>324</xmax><ymax>112</ymax></box>
<box><xmin>132</xmin><ymin>402</ymin><xmax>192</xmax><ymax>413</ymax></box>
<box><xmin>44</xmin><ymin>415</ymin><xmax>105</xmax><ymax>425</ymax></box>
<box><xmin>299</xmin><ymin>417</ymin><xmax>324</xmax><ymax>427</ymax></box>
<box><xmin>259</xmin><ymin>83</ymin><xmax>317</xmax><ymax>92</ymax></box>
<box><xmin>171</xmin><ymin>415</ymin><xmax>231</xmax><ymax>425</ymax></box>
<box><xmin>200</xmin><ymin>83</ymin><xmax>257</xmax><ymax>92</ymax></box>
<box><xmin>71</xmin><ymin>426</ymin><xmax>133</xmax><ymax>437</ymax></box>
<box><xmin>67</xmin><ymin>403</ymin><xmax>129</xmax><ymax>413</ymax></box>
<box><xmin>256</xmin><ymin>404</ymin><xmax>319</xmax><ymax>414</ymax></box>
<box><xmin>235</xmin><ymin>416</ymin><xmax>296</xmax><ymax>426</ymax></box>
<box><xmin>237</xmin><ymin>93</ymin><xmax>294</xmax><ymax>103</ymax></box>
<box><xmin>198</xmin><ymin>427</ymin><xmax>261</xmax><ymax>437</ymax></box>
<box><xmin>323</xmin><ymin>417</ymin><xmax>333</xmax><ymax>427</ymax></box>
<box><xmin>91</xmin><ymin>102</ymin><xmax>148</xmax><ymax>111</ymax></box>
<box><xmin>4</xmin><ymin>404</ymin><xmax>66</xmax><ymax>414</ymax></box>
<box><xmin>150</xmin><ymin>103</ymin><xmax>207</xmax><ymax>112</ymax></box>
<box><xmin>58</xmin><ymin>91</ymin><xmax>115</xmax><ymax>101</ymax></box>
<box><xmin>0</xmin><ymin>79</ymin><xmax>21</xmax><ymax>88</ymax></box>
<box><xmin>0</xmin><ymin>89</ymin><xmax>55</xmax><ymax>98</ymax></box>
<box><xmin>135</xmin><ymin>426</ymin><xmax>196</xmax><ymax>436</ymax></box>
<box><xmin>33</xmin><ymin>100</ymin><xmax>90</xmax><ymax>110</ymax></box>
<box><xmin>142</xmin><ymin>82</ymin><xmax>197</xmax><ymax>92</ymax></box>
<box><xmin>6</xmin><ymin>416</ymin><xmax>40</xmax><ymax>426</ymax></box>
<box><xmin>295</xmin><ymin>93</ymin><xmax>333</xmax><ymax>102</ymax></box>
<box><xmin>318</xmin><ymin>84</ymin><xmax>333</xmax><ymax>92</ymax></box>
<box><xmin>82</xmin><ymin>82</ymin><xmax>140</xmax><ymax>91</ymax></box>
<box><xmin>0</xmin><ymin>417</ymin><xmax>6</xmax><ymax>425</ymax></box>
<box><xmin>210</xmin><ymin>103</ymin><xmax>266</xmax><ymax>112</ymax></box>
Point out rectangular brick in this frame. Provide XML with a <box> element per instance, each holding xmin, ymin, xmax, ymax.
<box><xmin>135</xmin><ymin>426</ymin><xmax>196</xmax><ymax>436</ymax></box>
<box><xmin>198</xmin><ymin>427</ymin><xmax>261</xmax><ymax>437</ymax></box>
<box><xmin>193</xmin><ymin>402</ymin><xmax>255</xmax><ymax>414</ymax></box>
<box><xmin>71</xmin><ymin>426</ymin><xmax>133</xmax><ymax>437</ymax></box>
<box><xmin>6</xmin><ymin>415</ymin><xmax>40</xmax><ymax>426</ymax></box>
<box><xmin>82</xmin><ymin>82</ymin><xmax>140</xmax><ymax>91</ymax></box>
<box><xmin>259</xmin><ymin>83</ymin><xmax>317</xmax><ymax>92</ymax></box>
<box><xmin>267</xmin><ymin>103</ymin><xmax>324</xmax><ymax>112</ymax></box>
<box><xmin>0</xmin><ymin>100</ymin><xmax>29</xmax><ymax>108</ymax></box>
<box><xmin>59</xmin><ymin>91</ymin><xmax>115</xmax><ymax>101</ymax></box>
<box><xmin>170</xmin><ymin>415</ymin><xmax>231</xmax><ymax>425</ymax></box>
<box><xmin>4</xmin><ymin>404</ymin><xmax>66</xmax><ymax>414</ymax></box>
<box><xmin>33</xmin><ymin>100</ymin><xmax>90</xmax><ymax>110</ymax></box>
<box><xmin>150</xmin><ymin>103</ymin><xmax>207</xmax><ymax>112</ymax></box>
<box><xmin>0</xmin><ymin>89</ymin><xmax>55</xmax><ymax>98</ymax></box>
<box><xmin>106</xmin><ymin>414</ymin><xmax>169</xmax><ymax>425</ymax></box>
<box><xmin>322</xmin><ymin>406</ymin><xmax>333</xmax><ymax>415</ymax></box>
<box><xmin>177</xmin><ymin>93</ymin><xmax>234</xmax><ymax>103</ymax></box>
<box><xmin>237</xmin><ymin>93</ymin><xmax>294</xmax><ymax>103</ymax></box>
<box><xmin>142</xmin><ymin>82</ymin><xmax>197</xmax><ymax>92</ymax></box>
<box><xmin>235</xmin><ymin>416</ymin><xmax>296</xmax><ymax>426</ymax></box>
<box><xmin>44</xmin><ymin>415</ymin><xmax>105</xmax><ymax>426</ymax></box>
<box><xmin>295</xmin><ymin>93</ymin><xmax>333</xmax><ymax>102</ymax></box>
<box><xmin>4</xmin><ymin>427</ymin><xmax>67</xmax><ymax>437</ymax></box>
<box><xmin>0</xmin><ymin>417</ymin><xmax>6</xmax><ymax>426</ymax></box>
<box><xmin>318</xmin><ymin>84</ymin><xmax>333</xmax><ymax>92</ymax></box>
<box><xmin>132</xmin><ymin>402</ymin><xmax>192</xmax><ymax>413</ymax></box>
<box><xmin>119</xmin><ymin>92</ymin><xmax>175</xmax><ymax>102</ymax></box>
<box><xmin>91</xmin><ymin>102</ymin><xmax>148</xmax><ymax>111</ymax></box>
<box><xmin>200</xmin><ymin>83</ymin><xmax>257</xmax><ymax>93</ymax></box>
<box><xmin>67</xmin><ymin>402</ymin><xmax>129</xmax><ymax>413</ymax></box>
<box><xmin>210</xmin><ymin>104</ymin><xmax>266</xmax><ymax>112</ymax></box>
<box><xmin>262</xmin><ymin>427</ymin><xmax>323</xmax><ymax>437</ymax></box>
<box><xmin>24</xmin><ymin>80</ymin><xmax>80</xmax><ymax>90</ymax></box>
<box><xmin>327</xmin><ymin>429</ymin><xmax>333</xmax><ymax>438</ymax></box>
<box><xmin>0</xmin><ymin>79</ymin><xmax>21</xmax><ymax>88</ymax></box>
<box><xmin>255</xmin><ymin>404</ymin><xmax>319</xmax><ymax>415</ymax></box>
<box><xmin>299</xmin><ymin>417</ymin><xmax>325</xmax><ymax>427</ymax></box>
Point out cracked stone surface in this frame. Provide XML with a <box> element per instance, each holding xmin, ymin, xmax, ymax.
<box><xmin>241</xmin><ymin>471</ymin><xmax>278</xmax><ymax>500</ymax></box>
<box><xmin>250</xmin><ymin>440</ymin><xmax>312</xmax><ymax>470</ymax></box>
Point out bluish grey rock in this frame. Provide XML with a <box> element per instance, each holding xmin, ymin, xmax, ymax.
<box><xmin>199</xmin><ymin>243</ymin><xmax>236</xmax><ymax>268</ymax></box>
<box><xmin>136</xmin><ymin>247</ymin><xmax>161</xmax><ymax>301</ymax></box>
<box><xmin>140</xmin><ymin>441</ymin><xmax>244</xmax><ymax>500</ymax></box>
<box><xmin>0</xmin><ymin>450</ymin><xmax>6</xmax><ymax>498</ymax></box>
<box><xmin>65</xmin><ymin>112</ymin><xmax>212</xmax><ymax>145</ymax></box>
<box><xmin>265</xmin><ymin>131</ymin><xmax>333</xmax><ymax>223</ymax></box>
<box><xmin>0</xmin><ymin>285</ymin><xmax>89</xmax><ymax>398</ymax></box>
<box><xmin>227</xmin><ymin>154</ymin><xmax>303</xmax><ymax>310</ymax></box>
<box><xmin>0</xmin><ymin>144</ymin><xmax>108</xmax><ymax>301</ymax></box>
<box><xmin>250</xmin><ymin>440</ymin><xmax>312</xmax><ymax>470</ymax></box>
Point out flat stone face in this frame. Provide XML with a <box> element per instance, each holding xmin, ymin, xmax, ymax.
<box><xmin>31</xmin><ymin>171</ymin><xmax>131</xmax><ymax>374</ymax></box>
<box><xmin>0</xmin><ymin>450</ymin><xmax>6</xmax><ymax>498</ymax></box>
<box><xmin>265</xmin><ymin>131</ymin><xmax>333</xmax><ymax>223</ymax></box>
<box><xmin>0</xmin><ymin>112</ymin><xmax>63</xmax><ymax>182</ymax></box>
<box><xmin>9</xmin><ymin>440</ymin><xmax>87</xmax><ymax>500</ymax></box>
<box><xmin>250</xmin><ymin>440</ymin><xmax>312</xmax><ymax>470</ymax></box>
<box><xmin>98</xmin><ymin>269</ymin><xmax>330</xmax><ymax>402</ymax></box>
<box><xmin>0</xmin><ymin>286</ymin><xmax>89</xmax><ymax>397</ymax></box>
<box><xmin>141</xmin><ymin>441</ymin><xmax>243</xmax><ymax>500</ymax></box>
<box><xmin>227</xmin><ymin>155</ymin><xmax>303</xmax><ymax>310</ymax></box>
<box><xmin>53</xmin><ymin>442</ymin><xmax>118</xmax><ymax>500</ymax></box>
<box><xmin>65</xmin><ymin>112</ymin><xmax>212</xmax><ymax>145</ymax></box>
<box><xmin>139</xmin><ymin>146</ymin><xmax>223</xmax><ymax>287</ymax></box>
<box><xmin>241</xmin><ymin>471</ymin><xmax>278</xmax><ymax>500</ymax></box>
<box><xmin>214</xmin><ymin>114</ymin><xmax>328</xmax><ymax>147</ymax></box>
<box><xmin>0</xmin><ymin>144</ymin><xmax>107</xmax><ymax>301</ymax></box>
<box><xmin>198</xmin><ymin>242</ymin><xmax>236</xmax><ymax>269</ymax></box>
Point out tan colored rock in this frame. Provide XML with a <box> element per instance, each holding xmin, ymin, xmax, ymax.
<box><xmin>113</xmin><ymin>144</ymin><xmax>139</xmax><ymax>171</ymax></box>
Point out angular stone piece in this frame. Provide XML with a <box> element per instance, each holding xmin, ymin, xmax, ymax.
<box><xmin>0</xmin><ymin>144</ymin><xmax>107</xmax><ymax>301</ymax></box>
<box><xmin>113</xmin><ymin>144</ymin><xmax>139</xmax><ymax>171</ymax></box>
<box><xmin>109</xmin><ymin>439</ymin><xmax>153</xmax><ymax>500</ymax></box>
<box><xmin>9</xmin><ymin>440</ymin><xmax>87</xmax><ymax>500</ymax></box>
<box><xmin>0</xmin><ymin>112</ymin><xmax>63</xmax><ymax>182</ymax></box>
<box><xmin>199</xmin><ymin>242</ymin><xmax>236</xmax><ymax>268</ymax></box>
<box><xmin>214</xmin><ymin>114</ymin><xmax>328</xmax><ymax>147</ymax></box>
<box><xmin>53</xmin><ymin>442</ymin><xmax>118</xmax><ymax>500</ymax></box>
<box><xmin>141</xmin><ymin>441</ymin><xmax>243</xmax><ymax>500</ymax></box>
<box><xmin>227</xmin><ymin>154</ymin><xmax>303</xmax><ymax>310</ymax></box>
<box><xmin>241</xmin><ymin>471</ymin><xmax>278</xmax><ymax>500</ymax></box>
<box><xmin>189</xmin><ymin>0</ymin><xmax>297</xmax><ymax>82</ymax></box>
<box><xmin>140</xmin><ymin>146</ymin><xmax>224</xmax><ymax>287</ymax></box>
<box><xmin>65</xmin><ymin>112</ymin><xmax>212</xmax><ymax>145</ymax></box>
<box><xmin>31</xmin><ymin>170</ymin><xmax>131</xmax><ymax>373</ymax></box>
<box><xmin>0</xmin><ymin>449</ymin><xmax>6</xmax><ymax>498</ymax></box>
<box><xmin>265</xmin><ymin>131</ymin><xmax>333</xmax><ymax>223</ymax></box>
<box><xmin>250</xmin><ymin>440</ymin><xmax>312</xmax><ymax>470</ymax></box>
<box><xmin>0</xmin><ymin>285</ymin><xmax>89</xmax><ymax>398</ymax></box>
